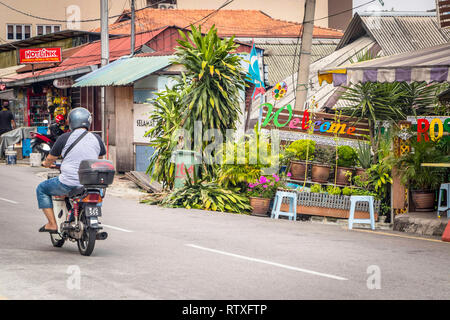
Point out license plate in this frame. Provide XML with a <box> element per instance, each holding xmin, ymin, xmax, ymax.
<box><xmin>85</xmin><ymin>206</ymin><xmax>102</xmax><ymax>217</ymax></box>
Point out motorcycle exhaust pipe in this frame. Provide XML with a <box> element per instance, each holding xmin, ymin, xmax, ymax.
<box><xmin>96</xmin><ymin>231</ymin><xmax>108</xmax><ymax>240</ymax></box>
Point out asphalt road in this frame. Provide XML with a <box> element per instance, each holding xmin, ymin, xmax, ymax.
<box><xmin>0</xmin><ymin>164</ymin><xmax>450</xmax><ymax>300</ymax></box>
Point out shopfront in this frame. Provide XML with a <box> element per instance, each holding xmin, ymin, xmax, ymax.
<box><xmin>4</xmin><ymin>76</ymin><xmax>101</xmax><ymax>134</ymax></box>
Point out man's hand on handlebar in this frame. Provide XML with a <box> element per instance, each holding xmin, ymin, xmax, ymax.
<box><xmin>42</xmin><ymin>154</ymin><xmax>59</xmax><ymax>168</ymax></box>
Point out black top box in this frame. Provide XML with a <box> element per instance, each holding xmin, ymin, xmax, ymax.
<box><xmin>78</xmin><ymin>159</ymin><xmax>115</xmax><ymax>187</ymax></box>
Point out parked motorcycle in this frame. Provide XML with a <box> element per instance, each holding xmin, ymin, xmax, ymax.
<box><xmin>49</xmin><ymin>160</ymin><xmax>115</xmax><ymax>256</ymax></box>
<box><xmin>31</xmin><ymin>117</ymin><xmax>67</xmax><ymax>160</ymax></box>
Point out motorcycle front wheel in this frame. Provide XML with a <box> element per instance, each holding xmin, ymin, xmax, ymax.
<box><xmin>77</xmin><ymin>212</ymin><xmax>96</xmax><ymax>256</ymax></box>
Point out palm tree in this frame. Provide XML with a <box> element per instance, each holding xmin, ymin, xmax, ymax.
<box><xmin>173</xmin><ymin>25</ymin><xmax>247</xmax><ymax>179</ymax></box>
<box><xmin>174</xmin><ymin>25</ymin><xmax>247</xmax><ymax>137</ymax></box>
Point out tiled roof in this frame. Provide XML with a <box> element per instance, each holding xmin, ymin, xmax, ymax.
<box><xmin>95</xmin><ymin>9</ymin><xmax>343</xmax><ymax>39</ymax></box>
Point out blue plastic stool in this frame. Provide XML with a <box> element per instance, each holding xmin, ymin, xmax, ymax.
<box><xmin>348</xmin><ymin>195</ymin><xmax>375</xmax><ymax>230</ymax></box>
<box><xmin>438</xmin><ymin>183</ymin><xmax>450</xmax><ymax>218</ymax></box>
<box><xmin>271</xmin><ymin>191</ymin><xmax>297</xmax><ymax>221</ymax></box>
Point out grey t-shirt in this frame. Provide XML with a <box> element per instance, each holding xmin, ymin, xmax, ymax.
<box><xmin>50</xmin><ymin>128</ymin><xmax>106</xmax><ymax>187</ymax></box>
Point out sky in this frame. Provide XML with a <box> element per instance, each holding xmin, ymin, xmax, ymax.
<box><xmin>353</xmin><ymin>0</ymin><xmax>437</xmax><ymax>14</ymax></box>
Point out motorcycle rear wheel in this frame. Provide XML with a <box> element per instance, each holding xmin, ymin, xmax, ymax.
<box><xmin>77</xmin><ymin>213</ymin><xmax>96</xmax><ymax>256</ymax></box>
<box><xmin>32</xmin><ymin>145</ymin><xmax>48</xmax><ymax>161</ymax></box>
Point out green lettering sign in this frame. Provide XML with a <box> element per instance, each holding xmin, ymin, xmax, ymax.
<box><xmin>260</xmin><ymin>103</ymin><xmax>292</xmax><ymax>128</ymax></box>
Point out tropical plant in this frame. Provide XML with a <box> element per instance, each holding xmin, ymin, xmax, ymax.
<box><xmin>355</xmin><ymin>140</ymin><xmax>372</xmax><ymax>169</ymax></box>
<box><xmin>366</xmin><ymin>162</ymin><xmax>393</xmax><ymax>197</ymax></box>
<box><xmin>145</xmin><ymin>81</ymin><xmax>187</xmax><ymax>189</ymax></box>
<box><xmin>353</xmin><ymin>174</ymin><xmax>370</xmax><ymax>189</ymax></box>
<box><xmin>174</xmin><ymin>24</ymin><xmax>247</xmax><ymax>139</ymax></box>
<box><xmin>326</xmin><ymin>185</ymin><xmax>341</xmax><ymax>195</ymax></box>
<box><xmin>351</xmin><ymin>188</ymin><xmax>378</xmax><ymax>197</ymax></box>
<box><xmin>285</xmin><ymin>139</ymin><xmax>316</xmax><ymax>161</ymax></box>
<box><xmin>391</xmin><ymin>138</ymin><xmax>448</xmax><ymax>190</ymax></box>
<box><xmin>337</xmin><ymin>145</ymin><xmax>357</xmax><ymax>167</ymax></box>
<box><xmin>247</xmin><ymin>174</ymin><xmax>288</xmax><ymax>199</ymax></box>
<box><xmin>314</xmin><ymin>144</ymin><xmax>335</xmax><ymax>165</ymax></box>
<box><xmin>161</xmin><ymin>174</ymin><xmax>251</xmax><ymax>213</ymax></box>
<box><xmin>348</xmin><ymin>48</ymin><xmax>379</xmax><ymax>64</ymax></box>
<box><xmin>310</xmin><ymin>184</ymin><xmax>324</xmax><ymax>193</ymax></box>
<box><xmin>397</xmin><ymin>82</ymin><xmax>449</xmax><ymax>116</ymax></box>
<box><xmin>339</xmin><ymin>82</ymin><xmax>405</xmax><ymax>160</ymax></box>
<box><xmin>342</xmin><ymin>187</ymin><xmax>353</xmax><ymax>196</ymax></box>
<box><xmin>217</xmin><ymin>127</ymin><xmax>275</xmax><ymax>191</ymax></box>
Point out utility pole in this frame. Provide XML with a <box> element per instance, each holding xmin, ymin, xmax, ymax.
<box><xmin>100</xmin><ymin>0</ymin><xmax>109</xmax><ymax>142</ymax></box>
<box><xmin>100</xmin><ymin>0</ymin><xmax>109</xmax><ymax>67</ymax></box>
<box><xmin>294</xmin><ymin>0</ymin><xmax>316</xmax><ymax>110</ymax></box>
<box><xmin>131</xmin><ymin>0</ymin><xmax>136</xmax><ymax>56</ymax></box>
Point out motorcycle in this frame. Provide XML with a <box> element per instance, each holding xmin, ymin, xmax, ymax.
<box><xmin>31</xmin><ymin>119</ymin><xmax>66</xmax><ymax>161</ymax></box>
<box><xmin>49</xmin><ymin>159</ymin><xmax>115</xmax><ymax>256</ymax></box>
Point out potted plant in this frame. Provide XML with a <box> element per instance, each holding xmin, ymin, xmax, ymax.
<box><xmin>355</xmin><ymin>140</ymin><xmax>372</xmax><ymax>178</ymax></box>
<box><xmin>285</xmin><ymin>139</ymin><xmax>316</xmax><ymax>181</ymax></box>
<box><xmin>392</xmin><ymin>139</ymin><xmax>447</xmax><ymax>211</ymax></box>
<box><xmin>311</xmin><ymin>144</ymin><xmax>334</xmax><ymax>183</ymax></box>
<box><xmin>247</xmin><ymin>174</ymin><xmax>287</xmax><ymax>216</ymax></box>
<box><xmin>336</xmin><ymin>145</ymin><xmax>357</xmax><ymax>185</ymax></box>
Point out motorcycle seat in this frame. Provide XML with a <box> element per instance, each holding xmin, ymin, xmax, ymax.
<box><xmin>68</xmin><ymin>186</ymin><xmax>86</xmax><ymax>198</ymax></box>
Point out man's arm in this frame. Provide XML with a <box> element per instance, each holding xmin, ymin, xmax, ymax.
<box><xmin>42</xmin><ymin>154</ymin><xmax>58</xmax><ymax>168</ymax></box>
<box><xmin>9</xmin><ymin>112</ymin><xmax>15</xmax><ymax>129</ymax></box>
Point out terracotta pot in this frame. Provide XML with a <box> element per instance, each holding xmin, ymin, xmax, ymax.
<box><xmin>311</xmin><ymin>164</ymin><xmax>331</xmax><ymax>183</ymax></box>
<box><xmin>411</xmin><ymin>190</ymin><xmax>435</xmax><ymax>212</ymax></box>
<box><xmin>355</xmin><ymin>168</ymin><xmax>366</xmax><ymax>177</ymax></box>
<box><xmin>249</xmin><ymin>197</ymin><xmax>271</xmax><ymax>216</ymax></box>
<box><xmin>336</xmin><ymin>167</ymin><xmax>354</xmax><ymax>186</ymax></box>
<box><xmin>290</xmin><ymin>161</ymin><xmax>307</xmax><ymax>181</ymax></box>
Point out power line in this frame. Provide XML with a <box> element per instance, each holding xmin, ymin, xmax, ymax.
<box><xmin>0</xmin><ymin>0</ymin><xmax>170</xmax><ymax>23</ymax></box>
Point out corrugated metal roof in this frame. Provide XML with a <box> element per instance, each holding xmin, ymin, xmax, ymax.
<box><xmin>73</xmin><ymin>55</ymin><xmax>174</xmax><ymax>87</ymax></box>
<box><xmin>338</xmin><ymin>12</ymin><xmax>450</xmax><ymax>55</ymax></box>
<box><xmin>258</xmin><ymin>40</ymin><xmax>339</xmax><ymax>85</ymax></box>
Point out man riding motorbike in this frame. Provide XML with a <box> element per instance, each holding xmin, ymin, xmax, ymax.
<box><xmin>48</xmin><ymin>114</ymin><xmax>67</xmax><ymax>141</ymax></box>
<box><xmin>36</xmin><ymin>107</ymin><xmax>106</xmax><ymax>233</ymax></box>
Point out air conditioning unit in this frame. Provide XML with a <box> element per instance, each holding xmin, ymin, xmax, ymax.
<box><xmin>158</xmin><ymin>3</ymin><xmax>177</xmax><ymax>9</ymax></box>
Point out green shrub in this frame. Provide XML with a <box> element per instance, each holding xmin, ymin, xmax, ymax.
<box><xmin>326</xmin><ymin>185</ymin><xmax>341</xmax><ymax>195</ymax></box>
<box><xmin>310</xmin><ymin>184</ymin><xmax>323</xmax><ymax>193</ymax></box>
<box><xmin>337</xmin><ymin>145</ymin><xmax>357</xmax><ymax>167</ymax></box>
<box><xmin>342</xmin><ymin>187</ymin><xmax>352</xmax><ymax>196</ymax></box>
<box><xmin>314</xmin><ymin>144</ymin><xmax>335</xmax><ymax>166</ymax></box>
<box><xmin>161</xmin><ymin>177</ymin><xmax>251</xmax><ymax>213</ymax></box>
<box><xmin>285</xmin><ymin>139</ymin><xmax>316</xmax><ymax>161</ymax></box>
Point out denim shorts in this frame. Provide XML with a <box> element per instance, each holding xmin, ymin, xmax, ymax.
<box><xmin>36</xmin><ymin>177</ymin><xmax>78</xmax><ymax>209</ymax></box>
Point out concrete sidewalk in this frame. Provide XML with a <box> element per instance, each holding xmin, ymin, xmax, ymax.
<box><xmin>394</xmin><ymin>212</ymin><xmax>449</xmax><ymax>237</ymax></box>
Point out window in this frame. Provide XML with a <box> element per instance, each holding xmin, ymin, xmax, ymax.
<box><xmin>36</xmin><ymin>25</ymin><xmax>61</xmax><ymax>36</ymax></box>
<box><xmin>147</xmin><ymin>0</ymin><xmax>177</xmax><ymax>8</ymax></box>
<box><xmin>6</xmin><ymin>24</ymin><xmax>32</xmax><ymax>40</ymax></box>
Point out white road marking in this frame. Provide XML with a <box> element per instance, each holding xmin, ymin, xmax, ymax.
<box><xmin>0</xmin><ymin>197</ymin><xmax>18</xmax><ymax>204</ymax></box>
<box><xmin>101</xmin><ymin>224</ymin><xmax>133</xmax><ymax>233</ymax></box>
<box><xmin>186</xmin><ymin>244</ymin><xmax>348</xmax><ymax>281</ymax></box>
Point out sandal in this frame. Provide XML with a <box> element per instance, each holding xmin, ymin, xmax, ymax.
<box><xmin>38</xmin><ymin>225</ymin><xmax>58</xmax><ymax>234</ymax></box>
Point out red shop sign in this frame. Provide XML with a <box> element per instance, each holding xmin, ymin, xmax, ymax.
<box><xmin>19</xmin><ymin>48</ymin><xmax>62</xmax><ymax>64</ymax></box>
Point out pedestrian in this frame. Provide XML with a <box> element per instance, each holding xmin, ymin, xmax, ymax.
<box><xmin>0</xmin><ymin>101</ymin><xmax>16</xmax><ymax>136</ymax></box>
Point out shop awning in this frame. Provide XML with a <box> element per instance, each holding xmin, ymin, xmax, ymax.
<box><xmin>74</xmin><ymin>55</ymin><xmax>174</xmax><ymax>87</ymax></box>
<box><xmin>318</xmin><ymin>42</ymin><xmax>450</xmax><ymax>86</ymax></box>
